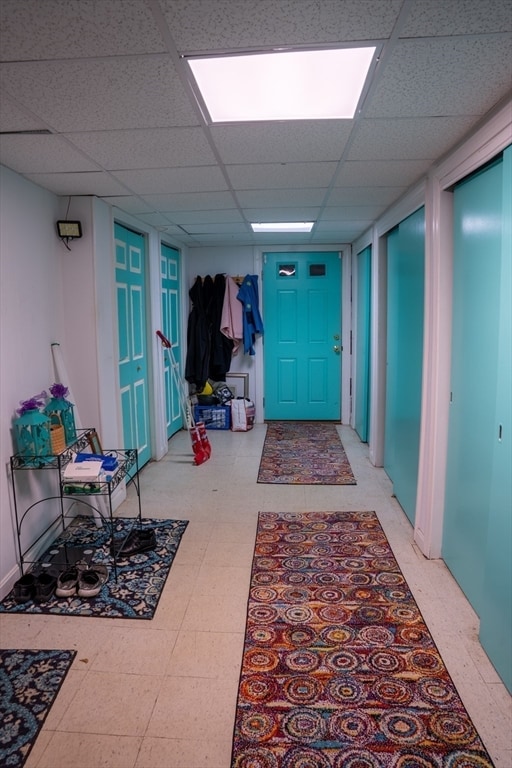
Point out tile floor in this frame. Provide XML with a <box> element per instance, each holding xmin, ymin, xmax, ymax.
<box><xmin>1</xmin><ymin>425</ymin><xmax>511</xmax><ymax>767</ymax></box>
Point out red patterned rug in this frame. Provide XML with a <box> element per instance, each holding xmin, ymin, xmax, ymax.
<box><xmin>231</xmin><ymin>511</ymin><xmax>494</xmax><ymax>768</ymax></box>
<box><xmin>257</xmin><ymin>422</ymin><xmax>356</xmax><ymax>485</ymax></box>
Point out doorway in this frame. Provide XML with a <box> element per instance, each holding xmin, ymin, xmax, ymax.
<box><xmin>114</xmin><ymin>223</ymin><xmax>151</xmax><ymax>469</ymax></box>
<box><xmin>263</xmin><ymin>251</ymin><xmax>342</xmax><ymax>420</ymax></box>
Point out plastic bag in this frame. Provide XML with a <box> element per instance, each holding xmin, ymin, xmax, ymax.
<box><xmin>230</xmin><ymin>398</ymin><xmax>255</xmax><ymax>431</ymax></box>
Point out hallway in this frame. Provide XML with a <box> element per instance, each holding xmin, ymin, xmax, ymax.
<box><xmin>1</xmin><ymin>425</ymin><xmax>510</xmax><ymax>767</ymax></box>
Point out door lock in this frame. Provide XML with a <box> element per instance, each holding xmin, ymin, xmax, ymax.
<box><xmin>333</xmin><ymin>333</ymin><xmax>340</xmax><ymax>340</ymax></box>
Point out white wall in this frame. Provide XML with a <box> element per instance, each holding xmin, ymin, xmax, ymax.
<box><xmin>1</xmin><ymin>168</ymin><xmax>65</xmax><ymax>593</ymax></box>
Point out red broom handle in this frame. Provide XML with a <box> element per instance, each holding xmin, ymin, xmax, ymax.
<box><xmin>156</xmin><ymin>330</ymin><xmax>171</xmax><ymax>348</ymax></box>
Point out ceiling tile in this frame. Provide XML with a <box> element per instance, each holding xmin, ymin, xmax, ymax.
<box><xmin>0</xmin><ymin>134</ymin><xmax>98</xmax><ymax>174</ymax></box>
<box><xmin>325</xmin><ymin>187</ymin><xmax>402</xmax><ymax>206</ymax></box>
<box><xmin>226</xmin><ymin>162</ymin><xmax>338</xmax><ymax>190</ymax></box>
<box><xmin>0</xmin><ymin>56</ymin><xmax>199</xmax><ymax>132</ymax></box>
<box><xmin>320</xmin><ymin>204</ymin><xmax>386</xmax><ymax>220</ymax></box>
<box><xmin>23</xmin><ymin>172</ymin><xmax>129</xmax><ymax>196</ymax></box>
<box><xmin>160</xmin><ymin>0</ymin><xmax>402</xmax><ymax>51</ymax></box>
<box><xmin>0</xmin><ymin>96</ymin><xmax>49</xmax><ymax>132</ymax></box>
<box><xmin>171</xmin><ymin>209</ymin><xmax>245</xmax><ymax>225</ymax></box>
<box><xmin>140</xmin><ymin>191</ymin><xmax>237</xmax><ymax>211</ymax></box>
<box><xmin>367</xmin><ymin>36</ymin><xmax>512</xmax><ymax>118</ymax></box>
<box><xmin>400</xmin><ymin>0</ymin><xmax>512</xmax><ymax>36</ymax></box>
<box><xmin>236</xmin><ymin>188</ymin><xmax>326</xmax><ymax>208</ymax></box>
<box><xmin>112</xmin><ymin>166</ymin><xmax>228</xmax><ymax>195</ymax></box>
<box><xmin>0</xmin><ymin>0</ymin><xmax>166</xmax><ymax>60</ymax></box>
<box><xmin>243</xmin><ymin>208</ymin><xmax>321</xmax><ymax>222</ymax></box>
<box><xmin>184</xmin><ymin>222</ymin><xmax>249</xmax><ymax>234</ymax></box>
<box><xmin>211</xmin><ymin>122</ymin><xmax>353</xmax><ymax>164</ymax></box>
<box><xmin>101</xmin><ymin>196</ymin><xmax>155</xmax><ymax>215</ymax></box>
<box><xmin>133</xmin><ymin>212</ymin><xmax>180</xmax><ymax>227</ymax></box>
<box><xmin>348</xmin><ymin>116</ymin><xmax>477</xmax><ymax>161</ymax></box>
<box><xmin>334</xmin><ymin>160</ymin><xmax>429</xmax><ymax>187</ymax></box>
<box><xmin>68</xmin><ymin>128</ymin><xmax>216</xmax><ymax>170</ymax></box>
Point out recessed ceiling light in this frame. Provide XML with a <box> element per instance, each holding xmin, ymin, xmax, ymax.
<box><xmin>187</xmin><ymin>46</ymin><xmax>376</xmax><ymax>123</ymax></box>
<box><xmin>251</xmin><ymin>222</ymin><xmax>314</xmax><ymax>233</ymax></box>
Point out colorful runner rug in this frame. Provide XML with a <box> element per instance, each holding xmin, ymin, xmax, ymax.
<box><xmin>0</xmin><ymin>648</ymin><xmax>76</xmax><ymax>767</ymax></box>
<box><xmin>231</xmin><ymin>511</ymin><xmax>494</xmax><ymax>767</ymax></box>
<box><xmin>0</xmin><ymin>516</ymin><xmax>188</xmax><ymax>619</ymax></box>
<box><xmin>257</xmin><ymin>422</ymin><xmax>356</xmax><ymax>485</ymax></box>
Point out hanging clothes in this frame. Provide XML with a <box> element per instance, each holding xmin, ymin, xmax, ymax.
<box><xmin>237</xmin><ymin>274</ymin><xmax>264</xmax><ymax>356</ymax></box>
<box><xmin>209</xmin><ymin>274</ymin><xmax>234</xmax><ymax>380</ymax></box>
<box><xmin>221</xmin><ymin>275</ymin><xmax>244</xmax><ymax>355</ymax></box>
<box><xmin>185</xmin><ymin>275</ymin><xmax>214</xmax><ymax>390</ymax></box>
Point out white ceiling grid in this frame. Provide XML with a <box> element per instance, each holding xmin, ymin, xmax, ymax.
<box><xmin>0</xmin><ymin>0</ymin><xmax>511</xmax><ymax>247</ymax></box>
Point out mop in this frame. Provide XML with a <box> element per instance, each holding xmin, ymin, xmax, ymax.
<box><xmin>156</xmin><ymin>331</ymin><xmax>211</xmax><ymax>465</ymax></box>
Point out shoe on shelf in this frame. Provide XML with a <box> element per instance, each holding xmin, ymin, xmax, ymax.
<box><xmin>111</xmin><ymin>528</ymin><xmax>156</xmax><ymax>558</ymax></box>
<box><xmin>34</xmin><ymin>571</ymin><xmax>57</xmax><ymax>603</ymax></box>
<box><xmin>77</xmin><ymin>564</ymin><xmax>109</xmax><ymax>598</ymax></box>
<box><xmin>12</xmin><ymin>573</ymin><xmax>36</xmax><ymax>603</ymax></box>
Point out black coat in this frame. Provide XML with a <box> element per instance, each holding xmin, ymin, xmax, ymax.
<box><xmin>209</xmin><ymin>274</ymin><xmax>234</xmax><ymax>380</ymax></box>
<box><xmin>185</xmin><ymin>275</ymin><xmax>214</xmax><ymax>389</ymax></box>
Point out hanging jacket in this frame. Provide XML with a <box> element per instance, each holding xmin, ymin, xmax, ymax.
<box><xmin>237</xmin><ymin>275</ymin><xmax>264</xmax><ymax>356</ymax></box>
<box><xmin>221</xmin><ymin>275</ymin><xmax>244</xmax><ymax>355</ymax></box>
<box><xmin>210</xmin><ymin>274</ymin><xmax>234</xmax><ymax>380</ymax></box>
<box><xmin>185</xmin><ymin>275</ymin><xmax>213</xmax><ymax>389</ymax></box>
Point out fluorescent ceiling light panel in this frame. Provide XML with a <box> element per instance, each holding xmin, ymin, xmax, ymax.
<box><xmin>251</xmin><ymin>222</ymin><xmax>314</xmax><ymax>232</ymax></box>
<box><xmin>187</xmin><ymin>47</ymin><xmax>376</xmax><ymax>122</ymax></box>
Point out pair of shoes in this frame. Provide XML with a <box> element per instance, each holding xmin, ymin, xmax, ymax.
<box><xmin>56</xmin><ymin>562</ymin><xmax>108</xmax><ymax>598</ymax></box>
<box><xmin>111</xmin><ymin>528</ymin><xmax>156</xmax><ymax>558</ymax></box>
<box><xmin>12</xmin><ymin>571</ymin><xmax>57</xmax><ymax>603</ymax></box>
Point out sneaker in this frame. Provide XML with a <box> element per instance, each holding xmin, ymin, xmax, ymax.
<box><xmin>12</xmin><ymin>573</ymin><xmax>36</xmax><ymax>603</ymax></box>
<box><xmin>56</xmin><ymin>566</ymin><xmax>80</xmax><ymax>597</ymax></box>
<box><xmin>77</xmin><ymin>564</ymin><xmax>109</xmax><ymax>598</ymax></box>
<box><xmin>34</xmin><ymin>571</ymin><xmax>57</xmax><ymax>603</ymax></box>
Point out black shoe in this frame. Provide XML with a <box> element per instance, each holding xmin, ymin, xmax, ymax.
<box><xmin>111</xmin><ymin>528</ymin><xmax>156</xmax><ymax>557</ymax></box>
<box><xmin>13</xmin><ymin>573</ymin><xmax>36</xmax><ymax>603</ymax></box>
<box><xmin>34</xmin><ymin>571</ymin><xmax>57</xmax><ymax>602</ymax></box>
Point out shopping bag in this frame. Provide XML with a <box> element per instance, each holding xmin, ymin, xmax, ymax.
<box><xmin>230</xmin><ymin>398</ymin><xmax>255</xmax><ymax>431</ymax></box>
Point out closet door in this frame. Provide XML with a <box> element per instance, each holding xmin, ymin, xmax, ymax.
<box><xmin>354</xmin><ymin>246</ymin><xmax>371</xmax><ymax>442</ymax></box>
<box><xmin>442</xmin><ymin>158</ymin><xmax>503</xmax><ymax>616</ymax></box>
<box><xmin>384</xmin><ymin>208</ymin><xmax>425</xmax><ymax>524</ymax></box>
<box><xmin>476</xmin><ymin>146</ymin><xmax>512</xmax><ymax>693</ymax></box>
<box><xmin>114</xmin><ymin>223</ymin><xmax>151</xmax><ymax>469</ymax></box>
<box><xmin>161</xmin><ymin>243</ymin><xmax>182</xmax><ymax>440</ymax></box>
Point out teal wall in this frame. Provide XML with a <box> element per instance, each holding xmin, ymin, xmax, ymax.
<box><xmin>443</xmin><ymin>147</ymin><xmax>511</xmax><ymax>692</ymax></box>
<box><xmin>355</xmin><ymin>246</ymin><xmax>371</xmax><ymax>442</ymax></box>
<box><xmin>384</xmin><ymin>208</ymin><xmax>425</xmax><ymax>524</ymax></box>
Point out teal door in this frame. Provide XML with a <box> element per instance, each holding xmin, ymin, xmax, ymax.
<box><xmin>442</xmin><ymin>158</ymin><xmax>503</xmax><ymax>616</ymax></box>
<box><xmin>263</xmin><ymin>251</ymin><xmax>342</xmax><ymax>421</ymax></box>
<box><xmin>114</xmin><ymin>223</ymin><xmax>151</xmax><ymax>469</ymax></box>
<box><xmin>355</xmin><ymin>246</ymin><xmax>371</xmax><ymax>442</ymax></box>
<box><xmin>384</xmin><ymin>208</ymin><xmax>425</xmax><ymax>525</ymax></box>
<box><xmin>161</xmin><ymin>243</ymin><xmax>182</xmax><ymax>440</ymax></box>
<box><xmin>479</xmin><ymin>146</ymin><xmax>512</xmax><ymax>693</ymax></box>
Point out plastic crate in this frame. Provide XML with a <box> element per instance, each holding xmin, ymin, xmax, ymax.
<box><xmin>193</xmin><ymin>405</ymin><xmax>231</xmax><ymax>430</ymax></box>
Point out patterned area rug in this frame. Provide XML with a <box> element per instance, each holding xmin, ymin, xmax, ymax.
<box><xmin>257</xmin><ymin>422</ymin><xmax>356</xmax><ymax>485</ymax></box>
<box><xmin>0</xmin><ymin>516</ymin><xmax>188</xmax><ymax>619</ymax></box>
<box><xmin>0</xmin><ymin>648</ymin><xmax>76</xmax><ymax>767</ymax></box>
<box><xmin>231</xmin><ymin>511</ymin><xmax>494</xmax><ymax>767</ymax></box>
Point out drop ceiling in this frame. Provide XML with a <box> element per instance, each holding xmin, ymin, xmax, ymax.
<box><xmin>0</xmin><ymin>0</ymin><xmax>511</xmax><ymax>248</ymax></box>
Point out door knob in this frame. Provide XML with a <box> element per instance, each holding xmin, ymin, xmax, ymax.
<box><xmin>333</xmin><ymin>345</ymin><xmax>341</xmax><ymax>354</ymax></box>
